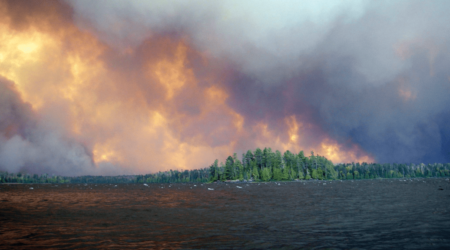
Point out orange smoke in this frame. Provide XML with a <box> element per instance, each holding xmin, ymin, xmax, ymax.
<box><xmin>252</xmin><ymin>116</ymin><xmax>374</xmax><ymax>163</ymax></box>
<box><xmin>0</xmin><ymin>1</ymin><xmax>374</xmax><ymax>174</ymax></box>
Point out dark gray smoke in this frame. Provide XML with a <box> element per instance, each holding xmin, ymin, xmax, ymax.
<box><xmin>67</xmin><ymin>0</ymin><xmax>450</xmax><ymax>164</ymax></box>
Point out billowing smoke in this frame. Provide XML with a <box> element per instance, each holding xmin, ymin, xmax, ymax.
<box><xmin>0</xmin><ymin>0</ymin><xmax>449</xmax><ymax>175</ymax></box>
<box><xmin>68</xmin><ymin>0</ymin><xmax>450</xmax><ymax>164</ymax></box>
<box><xmin>0</xmin><ymin>77</ymin><xmax>94</xmax><ymax>175</ymax></box>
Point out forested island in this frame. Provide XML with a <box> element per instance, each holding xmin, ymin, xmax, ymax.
<box><xmin>1</xmin><ymin>148</ymin><xmax>449</xmax><ymax>184</ymax></box>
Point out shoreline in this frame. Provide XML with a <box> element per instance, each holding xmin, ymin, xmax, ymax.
<box><xmin>2</xmin><ymin>176</ymin><xmax>448</xmax><ymax>185</ymax></box>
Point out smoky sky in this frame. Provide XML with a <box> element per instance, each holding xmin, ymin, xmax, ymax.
<box><xmin>0</xmin><ymin>0</ymin><xmax>449</xmax><ymax>175</ymax></box>
<box><xmin>0</xmin><ymin>76</ymin><xmax>95</xmax><ymax>175</ymax></box>
<box><xmin>67</xmin><ymin>0</ymin><xmax>450</xmax><ymax>164</ymax></box>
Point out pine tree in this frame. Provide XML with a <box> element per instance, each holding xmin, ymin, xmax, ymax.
<box><xmin>255</xmin><ymin>148</ymin><xmax>263</xmax><ymax>169</ymax></box>
<box><xmin>252</xmin><ymin>161</ymin><xmax>259</xmax><ymax>180</ymax></box>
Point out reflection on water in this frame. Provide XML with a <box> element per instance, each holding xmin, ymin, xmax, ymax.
<box><xmin>1</xmin><ymin>179</ymin><xmax>450</xmax><ymax>249</ymax></box>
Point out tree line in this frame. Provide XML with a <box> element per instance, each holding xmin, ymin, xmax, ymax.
<box><xmin>1</xmin><ymin>148</ymin><xmax>449</xmax><ymax>184</ymax></box>
<box><xmin>206</xmin><ymin>148</ymin><xmax>450</xmax><ymax>182</ymax></box>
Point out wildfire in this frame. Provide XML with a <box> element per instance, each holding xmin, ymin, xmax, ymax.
<box><xmin>0</xmin><ymin>1</ymin><xmax>376</xmax><ymax>174</ymax></box>
<box><xmin>320</xmin><ymin>139</ymin><xmax>374</xmax><ymax>164</ymax></box>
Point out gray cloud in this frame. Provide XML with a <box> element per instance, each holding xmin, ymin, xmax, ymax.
<box><xmin>0</xmin><ymin>77</ymin><xmax>95</xmax><ymax>175</ymax></box>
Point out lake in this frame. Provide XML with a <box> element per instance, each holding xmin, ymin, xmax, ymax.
<box><xmin>1</xmin><ymin>178</ymin><xmax>449</xmax><ymax>249</ymax></box>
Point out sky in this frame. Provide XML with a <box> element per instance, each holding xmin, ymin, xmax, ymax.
<box><xmin>0</xmin><ymin>0</ymin><xmax>449</xmax><ymax>176</ymax></box>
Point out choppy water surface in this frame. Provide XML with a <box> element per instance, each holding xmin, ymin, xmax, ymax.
<box><xmin>1</xmin><ymin>178</ymin><xmax>450</xmax><ymax>249</ymax></box>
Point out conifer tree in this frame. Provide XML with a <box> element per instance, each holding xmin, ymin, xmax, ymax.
<box><xmin>251</xmin><ymin>161</ymin><xmax>259</xmax><ymax>180</ymax></box>
<box><xmin>255</xmin><ymin>148</ymin><xmax>263</xmax><ymax>169</ymax></box>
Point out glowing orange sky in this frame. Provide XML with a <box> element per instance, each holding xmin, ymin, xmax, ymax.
<box><xmin>0</xmin><ymin>1</ymin><xmax>375</xmax><ymax>174</ymax></box>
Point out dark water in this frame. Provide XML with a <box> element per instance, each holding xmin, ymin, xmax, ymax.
<box><xmin>1</xmin><ymin>178</ymin><xmax>450</xmax><ymax>249</ymax></box>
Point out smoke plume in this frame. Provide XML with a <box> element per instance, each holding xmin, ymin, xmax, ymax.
<box><xmin>1</xmin><ymin>0</ymin><xmax>449</xmax><ymax>175</ymax></box>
